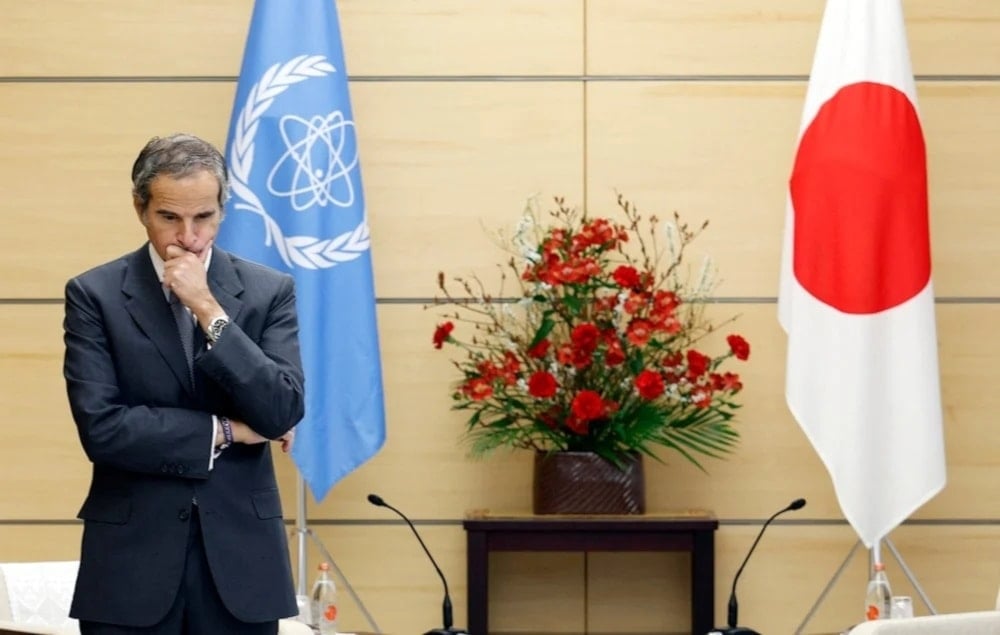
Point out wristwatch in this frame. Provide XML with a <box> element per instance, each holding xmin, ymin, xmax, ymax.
<box><xmin>205</xmin><ymin>315</ymin><xmax>230</xmax><ymax>343</ymax></box>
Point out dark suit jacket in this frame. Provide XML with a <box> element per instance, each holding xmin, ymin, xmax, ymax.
<box><xmin>63</xmin><ymin>244</ymin><xmax>304</xmax><ymax>626</ymax></box>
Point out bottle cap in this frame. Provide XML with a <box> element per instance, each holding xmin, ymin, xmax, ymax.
<box><xmin>318</xmin><ymin>561</ymin><xmax>330</xmax><ymax>571</ymax></box>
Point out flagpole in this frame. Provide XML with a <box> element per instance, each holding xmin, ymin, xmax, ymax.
<box><xmin>795</xmin><ymin>536</ymin><xmax>936</xmax><ymax>634</ymax></box>
<box><xmin>296</xmin><ymin>474</ymin><xmax>308</xmax><ymax>597</ymax></box>
<box><xmin>293</xmin><ymin>473</ymin><xmax>383</xmax><ymax>633</ymax></box>
<box><xmin>883</xmin><ymin>537</ymin><xmax>937</xmax><ymax>614</ymax></box>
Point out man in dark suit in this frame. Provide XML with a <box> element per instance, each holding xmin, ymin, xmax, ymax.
<box><xmin>63</xmin><ymin>133</ymin><xmax>304</xmax><ymax>634</ymax></box>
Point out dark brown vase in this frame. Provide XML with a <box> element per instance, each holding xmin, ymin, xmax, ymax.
<box><xmin>532</xmin><ymin>450</ymin><xmax>646</xmax><ymax>515</ymax></box>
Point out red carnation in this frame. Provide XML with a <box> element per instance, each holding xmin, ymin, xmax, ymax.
<box><xmin>604</xmin><ymin>339</ymin><xmax>626</xmax><ymax>366</ymax></box>
<box><xmin>564</xmin><ymin>415</ymin><xmax>590</xmax><ymax>436</ymax></box>
<box><xmin>612</xmin><ymin>265</ymin><xmax>641</xmax><ymax>289</ymax></box>
<box><xmin>686</xmin><ymin>349</ymin><xmax>710</xmax><ymax>378</ymax></box>
<box><xmin>571</xmin><ymin>323</ymin><xmax>601</xmax><ymax>353</ymax></box>
<box><xmin>570</xmin><ymin>390</ymin><xmax>606</xmax><ymax>421</ymax></box>
<box><xmin>634</xmin><ymin>370</ymin><xmax>665</xmax><ymax>400</ymax></box>
<box><xmin>626</xmin><ymin>319</ymin><xmax>653</xmax><ymax>346</ymax></box>
<box><xmin>433</xmin><ymin>321</ymin><xmax>454</xmax><ymax>349</ymax></box>
<box><xmin>462</xmin><ymin>377</ymin><xmax>493</xmax><ymax>401</ymax></box>
<box><xmin>727</xmin><ymin>334</ymin><xmax>750</xmax><ymax>361</ymax></box>
<box><xmin>527</xmin><ymin>339</ymin><xmax>551</xmax><ymax>359</ymax></box>
<box><xmin>527</xmin><ymin>371</ymin><xmax>558</xmax><ymax>399</ymax></box>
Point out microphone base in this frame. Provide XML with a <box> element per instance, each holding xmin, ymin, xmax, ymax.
<box><xmin>424</xmin><ymin>629</ymin><xmax>469</xmax><ymax>635</ymax></box>
<box><xmin>709</xmin><ymin>627</ymin><xmax>761</xmax><ymax>635</ymax></box>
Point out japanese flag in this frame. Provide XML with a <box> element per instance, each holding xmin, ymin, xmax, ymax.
<box><xmin>778</xmin><ymin>0</ymin><xmax>946</xmax><ymax>547</ymax></box>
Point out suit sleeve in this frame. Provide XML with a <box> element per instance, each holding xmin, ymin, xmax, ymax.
<box><xmin>63</xmin><ymin>277</ymin><xmax>213</xmax><ymax>479</ymax></box>
<box><xmin>196</xmin><ymin>274</ymin><xmax>305</xmax><ymax>439</ymax></box>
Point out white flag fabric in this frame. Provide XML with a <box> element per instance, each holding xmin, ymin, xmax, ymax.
<box><xmin>778</xmin><ymin>0</ymin><xmax>946</xmax><ymax>547</ymax></box>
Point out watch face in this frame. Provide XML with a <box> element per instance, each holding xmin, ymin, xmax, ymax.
<box><xmin>208</xmin><ymin>317</ymin><xmax>229</xmax><ymax>342</ymax></box>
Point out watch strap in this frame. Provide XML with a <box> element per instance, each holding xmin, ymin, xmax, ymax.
<box><xmin>218</xmin><ymin>416</ymin><xmax>233</xmax><ymax>450</ymax></box>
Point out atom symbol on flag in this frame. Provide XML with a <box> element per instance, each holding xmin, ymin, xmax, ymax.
<box><xmin>267</xmin><ymin>111</ymin><xmax>359</xmax><ymax>211</ymax></box>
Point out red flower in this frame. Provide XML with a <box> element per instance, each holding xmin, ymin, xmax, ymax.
<box><xmin>626</xmin><ymin>319</ymin><xmax>654</xmax><ymax>346</ymax></box>
<box><xmin>564</xmin><ymin>415</ymin><xmax>590</xmax><ymax>436</ymax></box>
<box><xmin>634</xmin><ymin>370</ymin><xmax>665</xmax><ymax>400</ymax></box>
<box><xmin>432</xmin><ymin>321</ymin><xmax>454</xmax><ymax>349</ymax></box>
<box><xmin>571</xmin><ymin>390</ymin><xmax>606</xmax><ymax>421</ymax></box>
<box><xmin>556</xmin><ymin>344</ymin><xmax>575</xmax><ymax>366</ymax></box>
<box><xmin>653</xmin><ymin>290</ymin><xmax>679</xmax><ymax>312</ymax></box>
<box><xmin>604</xmin><ymin>339</ymin><xmax>626</xmax><ymax>366</ymax></box>
<box><xmin>652</xmin><ymin>313</ymin><xmax>682</xmax><ymax>334</ymax></box>
<box><xmin>662</xmin><ymin>351</ymin><xmax>684</xmax><ymax>368</ymax></box>
<box><xmin>623</xmin><ymin>291</ymin><xmax>647</xmax><ymax>315</ymax></box>
<box><xmin>710</xmin><ymin>371</ymin><xmax>743</xmax><ymax>392</ymax></box>
<box><xmin>462</xmin><ymin>377</ymin><xmax>493</xmax><ymax>401</ymax></box>
<box><xmin>571</xmin><ymin>323</ymin><xmax>601</xmax><ymax>353</ymax></box>
<box><xmin>686</xmin><ymin>349</ymin><xmax>710</xmax><ymax>378</ymax></box>
<box><xmin>612</xmin><ymin>265</ymin><xmax>641</xmax><ymax>289</ymax></box>
<box><xmin>691</xmin><ymin>388</ymin><xmax>713</xmax><ymax>408</ymax></box>
<box><xmin>527</xmin><ymin>371</ymin><xmax>559</xmax><ymax>399</ymax></box>
<box><xmin>727</xmin><ymin>334</ymin><xmax>750</xmax><ymax>361</ymax></box>
<box><xmin>493</xmin><ymin>353</ymin><xmax>519</xmax><ymax>385</ymax></box>
<box><xmin>527</xmin><ymin>339</ymin><xmax>551</xmax><ymax>359</ymax></box>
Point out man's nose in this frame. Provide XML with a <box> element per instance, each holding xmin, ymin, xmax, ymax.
<box><xmin>178</xmin><ymin>221</ymin><xmax>197</xmax><ymax>246</ymax></box>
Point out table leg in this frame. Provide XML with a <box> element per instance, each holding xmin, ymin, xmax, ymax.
<box><xmin>466</xmin><ymin>530</ymin><xmax>488</xmax><ymax>635</ymax></box>
<box><xmin>691</xmin><ymin>529</ymin><xmax>715</xmax><ymax>634</ymax></box>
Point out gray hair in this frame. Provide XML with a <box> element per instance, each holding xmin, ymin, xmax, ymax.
<box><xmin>131</xmin><ymin>133</ymin><xmax>229</xmax><ymax>212</ymax></box>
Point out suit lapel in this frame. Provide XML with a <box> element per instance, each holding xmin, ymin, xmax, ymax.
<box><xmin>205</xmin><ymin>246</ymin><xmax>245</xmax><ymax>325</ymax></box>
<box><xmin>122</xmin><ymin>246</ymin><xmax>193</xmax><ymax>393</ymax></box>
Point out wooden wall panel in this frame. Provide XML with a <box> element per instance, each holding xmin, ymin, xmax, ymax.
<box><xmin>317</xmin><ymin>82</ymin><xmax>585</xmax><ymax>298</ymax></box>
<box><xmin>0</xmin><ymin>0</ymin><xmax>582</xmax><ymax>78</ymax></box>
<box><xmin>586</xmin><ymin>0</ymin><xmax>1000</xmax><ymax>76</ymax></box>
<box><xmin>299</xmin><ymin>525</ymin><xmax>471</xmax><ymax>634</ymax></box>
<box><xmin>5</xmin><ymin>81</ymin><xmax>998</xmax><ymax>299</ymax></box>
<box><xmin>585</xmin><ymin>81</ymin><xmax>1000</xmax><ymax>298</ymax></box>
<box><xmin>0</xmin><ymin>0</ymin><xmax>250</xmax><ymax>77</ymax></box>
<box><xmin>0</xmin><ymin>81</ymin><xmax>583</xmax><ymax>298</ymax></box>
<box><xmin>0</xmin><ymin>526</ymin><xmax>82</xmax><ymax>562</ymax></box>
<box><xmin>1</xmin><ymin>1</ymin><xmax>998</xmax><ymax>633</ymax></box>
<box><xmin>6</xmin><ymin>302</ymin><xmax>1000</xmax><ymax>521</ymax></box>
<box><xmin>0</xmin><ymin>83</ymin><xmax>232</xmax><ymax>298</ymax></box>
<box><xmin>337</xmin><ymin>0</ymin><xmax>584</xmax><ymax>76</ymax></box>
<box><xmin>0</xmin><ymin>306</ymin><xmax>89</xmax><ymax>520</ymax></box>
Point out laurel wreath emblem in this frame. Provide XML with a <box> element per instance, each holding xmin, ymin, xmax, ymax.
<box><xmin>228</xmin><ymin>54</ymin><xmax>370</xmax><ymax>270</ymax></box>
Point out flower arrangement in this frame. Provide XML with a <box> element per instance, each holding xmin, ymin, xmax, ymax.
<box><xmin>431</xmin><ymin>195</ymin><xmax>750</xmax><ymax>470</ymax></box>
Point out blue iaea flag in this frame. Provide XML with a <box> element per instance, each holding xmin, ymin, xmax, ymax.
<box><xmin>218</xmin><ymin>0</ymin><xmax>385</xmax><ymax>500</ymax></box>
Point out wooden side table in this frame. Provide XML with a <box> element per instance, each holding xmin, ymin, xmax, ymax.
<box><xmin>463</xmin><ymin>511</ymin><xmax>718</xmax><ymax>635</ymax></box>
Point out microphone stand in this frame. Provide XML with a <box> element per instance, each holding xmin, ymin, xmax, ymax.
<box><xmin>367</xmin><ymin>494</ymin><xmax>469</xmax><ymax>635</ymax></box>
<box><xmin>711</xmin><ymin>498</ymin><xmax>807</xmax><ymax>635</ymax></box>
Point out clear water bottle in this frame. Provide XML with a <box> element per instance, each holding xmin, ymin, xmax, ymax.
<box><xmin>864</xmin><ymin>562</ymin><xmax>892</xmax><ymax>621</ymax></box>
<box><xmin>310</xmin><ymin>561</ymin><xmax>338</xmax><ymax>634</ymax></box>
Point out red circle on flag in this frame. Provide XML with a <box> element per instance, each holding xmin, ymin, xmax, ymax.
<box><xmin>789</xmin><ymin>81</ymin><xmax>930</xmax><ymax>315</ymax></box>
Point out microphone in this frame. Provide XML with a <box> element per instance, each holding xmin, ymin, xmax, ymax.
<box><xmin>709</xmin><ymin>498</ymin><xmax>807</xmax><ymax>635</ymax></box>
<box><xmin>367</xmin><ymin>493</ymin><xmax>469</xmax><ymax>635</ymax></box>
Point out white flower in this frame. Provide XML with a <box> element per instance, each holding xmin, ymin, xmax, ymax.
<box><xmin>694</xmin><ymin>255</ymin><xmax>717</xmax><ymax>296</ymax></box>
<box><xmin>664</xmin><ymin>220</ymin><xmax>680</xmax><ymax>263</ymax></box>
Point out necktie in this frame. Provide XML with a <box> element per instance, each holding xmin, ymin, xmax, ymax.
<box><xmin>169</xmin><ymin>293</ymin><xmax>195</xmax><ymax>385</ymax></box>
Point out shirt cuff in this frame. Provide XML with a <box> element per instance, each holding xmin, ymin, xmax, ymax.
<box><xmin>210</xmin><ymin>415</ymin><xmax>222</xmax><ymax>469</ymax></box>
